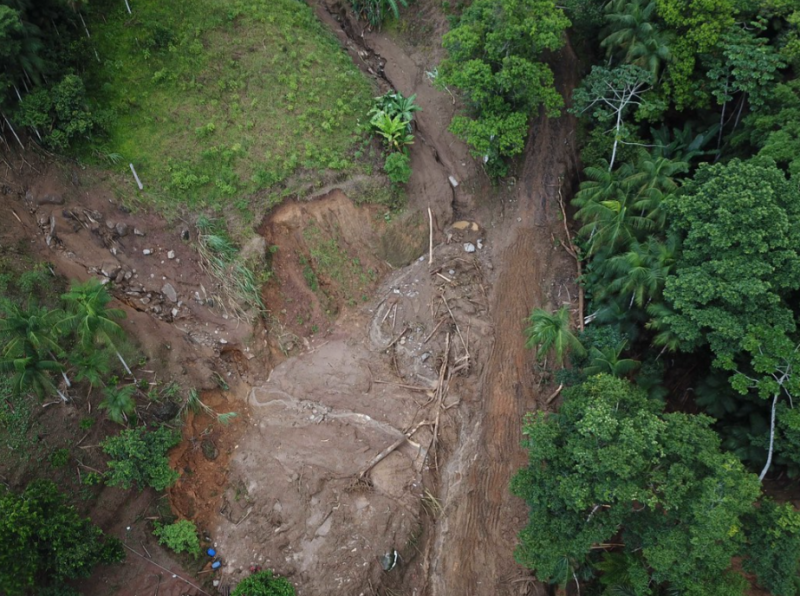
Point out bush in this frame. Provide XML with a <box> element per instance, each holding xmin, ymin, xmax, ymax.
<box><xmin>15</xmin><ymin>74</ymin><xmax>103</xmax><ymax>150</ymax></box>
<box><xmin>350</xmin><ymin>0</ymin><xmax>408</xmax><ymax>27</ymax></box>
<box><xmin>384</xmin><ymin>152</ymin><xmax>412</xmax><ymax>184</ymax></box>
<box><xmin>101</xmin><ymin>425</ymin><xmax>181</xmax><ymax>491</ymax></box>
<box><xmin>232</xmin><ymin>570</ymin><xmax>296</xmax><ymax>596</ymax></box>
<box><xmin>0</xmin><ymin>480</ymin><xmax>124</xmax><ymax>596</ymax></box>
<box><xmin>153</xmin><ymin>519</ymin><xmax>201</xmax><ymax>556</ymax></box>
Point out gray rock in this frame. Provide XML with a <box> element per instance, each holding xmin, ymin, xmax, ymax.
<box><xmin>239</xmin><ymin>235</ymin><xmax>267</xmax><ymax>262</ymax></box>
<box><xmin>161</xmin><ymin>282</ymin><xmax>178</xmax><ymax>303</ymax></box>
<box><xmin>105</xmin><ymin>219</ymin><xmax>115</xmax><ymax>230</ymax></box>
<box><xmin>114</xmin><ymin>269</ymin><xmax>125</xmax><ymax>284</ymax></box>
<box><xmin>142</xmin><ymin>249</ymin><xmax>153</xmax><ymax>256</ymax></box>
<box><xmin>167</xmin><ymin>250</ymin><xmax>176</xmax><ymax>259</ymax></box>
<box><xmin>463</xmin><ymin>242</ymin><xmax>476</xmax><ymax>253</ymax></box>
<box><xmin>180</xmin><ymin>226</ymin><xmax>190</xmax><ymax>241</ymax></box>
<box><xmin>100</xmin><ymin>263</ymin><xmax>121</xmax><ymax>278</ymax></box>
<box><xmin>134</xmin><ymin>228</ymin><xmax>145</xmax><ymax>236</ymax></box>
<box><xmin>38</xmin><ymin>193</ymin><xmax>64</xmax><ymax>206</ymax></box>
<box><xmin>124</xmin><ymin>270</ymin><xmax>133</xmax><ymax>281</ymax></box>
<box><xmin>115</xmin><ymin>222</ymin><xmax>129</xmax><ymax>237</ymax></box>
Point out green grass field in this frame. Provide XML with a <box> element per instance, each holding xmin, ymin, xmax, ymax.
<box><xmin>87</xmin><ymin>0</ymin><xmax>374</xmax><ymax>217</ymax></box>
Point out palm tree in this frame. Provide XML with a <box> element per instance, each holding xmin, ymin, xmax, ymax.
<box><xmin>99</xmin><ymin>384</ymin><xmax>135</xmax><ymax>424</ymax></box>
<box><xmin>525</xmin><ymin>306</ymin><xmax>586</xmax><ymax>366</ymax></box>
<box><xmin>0</xmin><ymin>302</ymin><xmax>67</xmax><ymax>398</ymax></box>
<box><xmin>59</xmin><ymin>279</ymin><xmax>132</xmax><ymax>376</ymax></box>
<box><xmin>645</xmin><ymin>302</ymin><xmax>684</xmax><ymax>353</ymax></box>
<box><xmin>604</xmin><ymin>234</ymin><xmax>680</xmax><ymax>308</ymax></box>
<box><xmin>0</xmin><ymin>355</ymin><xmax>63</xmax><ymax>398</ymax></box>
<box><xmin>625</xmin><ymin>154</ymin><xmax>687</xmax><ymax>230</ymax></box>
<box><xmin>583</xmin><ymin>340</ymin><xmax>641</xmax><ymax>377</ymax></box>
<box><xmin>601</xmin><ymin>0</ymin><xmax>672</xmax><ymax>79</ymax></box>
<box><xmin>0</xmin><ymin>302</ymin><xmax>64</xmax><ymax>359</ymax></box>
<box><xmin>68</xmin><ymin>348</ymin><xmax>111</xmax><ymax>396</ymax></box>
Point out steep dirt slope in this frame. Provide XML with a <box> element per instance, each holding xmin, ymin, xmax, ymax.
<box><xmin>430</xmin><ymin>43</ymin><xmax>582</xmax><ymax>596</ymax></box>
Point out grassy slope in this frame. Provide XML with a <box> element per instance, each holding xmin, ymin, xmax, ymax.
<box><xmin>88</xmin><ymin>0</ymin><xmax>374</xmax><ymax>219</ymax></box>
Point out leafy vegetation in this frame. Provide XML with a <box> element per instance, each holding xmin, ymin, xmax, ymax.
<box><xmin>0</xmin><ymin>480</ymin><xmax>124</xmax><ymax>596</ymax></box>
<box><xmin>231</xmin><ymin>570</ymin><xmax>296</xmax><ymax>596</ymax></box>
<box><xmin>512</xmin><ymin>375</ymin><xmax>800</xmax><ymax>596</ymax></box>
<box><xmin>437</xmin><ymin>0</ymin><xmax>570</xmax><ymax>175</ymax></box>
<box><xmin>153</xmin><ymin>519</ymin><xmax>201</xmax><ymax>556</ymax></box>
<box><xmin>101</xmin><ymin>425</ymin><xmax>181</xmax><ymax>491</ymax></box>
<box><xmin>514</xmin><ymin>0</ymin><xmax>800</xmax><ymax>593</ymax></box>
<box><xmin>368</xmin><ymin>91</ymin><xmax>420</xmax><ymax>185</ymax></box>
<box><xmin>350</xmin><ymin>0</ymin><xmax>408</xmax><ymax>28</ymax></box>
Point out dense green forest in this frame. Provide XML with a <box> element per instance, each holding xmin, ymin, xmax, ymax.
<box><xmin>446</xmin><ymin>0</ymin><xmax>800</xmax><ymax>594</ymax></box>
<box><xmin>3</xmin><ymin>0</ymin><xmax>800</xmax><ymax>594</ymax></box>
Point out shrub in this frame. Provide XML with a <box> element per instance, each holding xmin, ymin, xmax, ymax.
<box><xmin>0</xmin><ymin>480</ymin><xmax>124</xmax><ymax>595</ymax></box>
<box><xmin>232</xmin><ymin>570</ymin><xmax>296</xmax><ymax>596</ymax></box>
<box><xmin>350</xmin><ymin>0</ymin><xmax>408</xmax><ymax>27</ymax></box>
<box><xmin>101</xmin><ymin>425</ymin><xmax>181</xmax><ymax>491</ymax></box>
<box><xmin>384</xmin><ymin>151</ymin><xmax>412</xmax><ymax>184</ymax></box>
<box><xmin>153</xmin><ymin>519</ymin><xmax>201</xmax><ymax>556</ymax></box>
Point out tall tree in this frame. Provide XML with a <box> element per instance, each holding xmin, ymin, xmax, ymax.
<box><xmin>511</xmin><ymin>374</ymin><xmax>795</xmax><ymax>596</ymax></box>
<box><xmin>437</xmin><ymin>0</ymin><xmax>570</xmax><ymax>175</ymax></box>
<box><xmin>601</xmin><ymin>0</ymin><xmax>672</xmax><ymax>79</ymax></box>
<box><xmin>571</xmin><ymin>65</ymin><xmax>653</xmax><ymax>170</ymax></box>
<box><xmin>525</xmin><ymin>306</ymin><xmax>585</xmax><ymax>365</ymax></box>
<box><xmin>661</xmin><ymin>157</ymin><xmax>800</xmax><ymax>361</ymax></box>
<box><xmin>59</xmin><ymin>279</ymin><xmax>132</xmax><ymax>376</ymax></box>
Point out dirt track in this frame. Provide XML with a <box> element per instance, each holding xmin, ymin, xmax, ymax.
<box><xmin>430</xmin><ymin>41</ymin><xmax>582</xmax><ymax>595</ymax></box>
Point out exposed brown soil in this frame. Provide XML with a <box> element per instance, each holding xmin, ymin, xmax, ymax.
<box><xmin>1</xmin><ymin>3</ymin><xmax>584</xmax><ymax>596</ymax></box>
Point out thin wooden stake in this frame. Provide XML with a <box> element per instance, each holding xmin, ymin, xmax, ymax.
<box><xmin>428</xmin><ymin>206</ymin><xmax>434</xmax><ymax>266</ymax></box>
<box><xmin>130</xmin><ymin>163</ymin><xmax>144</xmax><ymax>190</ymax></box>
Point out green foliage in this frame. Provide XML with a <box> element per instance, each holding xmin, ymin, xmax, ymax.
<box><xmin>99</xmin><ymin>384</ymin><xmax>136</xmax><ymax>425</ymax></box>
<box><xmin>153</xmin><ymin>519</ymin><xmax>201</xmax><ymax>556</ymax></box>
<box><xmin>231</xmin><ymin>570</ymin><xmax>296</xmax><ymax>596</ymax></box>
<box><xmin>524</xmin><ymin>306</ymin><xmax>585</xmax><ymax>366</ymax></box>
<box><xmin>654</xmin><ymin>0</ymin><xmax>738</xmax><ymax>109</ymax></box>
<box><xmin>15</xmin><ymin>74</ymin><xmax>105</xmax><ymax>150</ymax></box>
<box><xmin>437</xmin><ymin>0</ymin><xmax>570</xmax><ymax>175</ymax></box>
<box><xmin>384</xmin><ymin>151</ymin><xmax>412</xmax><ymax>184</ymax></box>
<box><xmin>0</xmin><ymin>480</ymin><xmax>124</xmax><ymax>596</ymax></box>
<box><xmin>742</xmin><ymin>499</ymin><xmax>800</xmax><ymax>596</ymax></box>
<box><xmin>660</xmin><ymin>158</ymin><xmax>800</xmax><ymax>362</ymax></box>
<box><xmin>511</xmin><ymin>374</ymin><xmax>763</xmax><ymax>594</ymax></box>
<box><xmin>602</xmin><ymin>0</ymin><xmax>672</xmax><ymax>79</ymax></box>
<box><xmin>89</xmin><ymin>0</ymin><xmax>373</xmax><ymax>213</ymax></box>
<box><xmin>0</xmin><ymin>301</ymin><xmax>65</xmax><ymax>398</ymax></box>
<box><xmin>370</xmin><ymin>110</ymin><xmax>414</xmax><ymax>152</ymax></box>
<box><xmin>49</xmin><ymin>448</ymin><xmax>70</xmax><ymax>469</ymax></box>
<box><xmin>101</xmin><ymin>425</ymin><xmax>181</xmax><ymax>491</ymax></box>
<box><xmin>350</xmin><ymin>0</ymin><xmax>409</xmax><ymax>27</ymax></box>
<box><xmin>741</xmin><ymin>78</ymin><xmax>800</xmax><ymax>179</ymax></box>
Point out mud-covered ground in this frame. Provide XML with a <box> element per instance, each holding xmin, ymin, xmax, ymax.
<box><xmin>0</xmin><ymin>1</ymin><xmax>582</xmax><ymax>595</ymax></box>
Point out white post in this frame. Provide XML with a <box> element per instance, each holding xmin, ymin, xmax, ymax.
<box><xmin>130</xmin><ymin>163</ymin><xmax>143</xmax><ymax>190</ymax></box>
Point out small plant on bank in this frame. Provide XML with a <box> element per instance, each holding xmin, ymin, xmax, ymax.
<box><xmin>231</xmin><ymin>570</ymin><xmax>297</xmax><ymax>596</ymax></box>
<box><xmin>384</xmin><ymin>152</ymin><xmax>412</xmax><ymax>185</ymax></box>
<box><xmin>350</xmin><ymin>0</ymin><xmax>408</xmax><ymax>27</ymax></box>
<box><xmin>101</xmin><ymin>425</ymin><xmax>181</xmax><ymax>491</ymax></box>
<box><xmin>153</xmin><ymin>519</ymin><xmax>201</xmax><ymax>556</ymax></box>
<box><xmin>368</xmin><ymin>91</ymin><xmax>420</xmax><ymax>185</ymax></box>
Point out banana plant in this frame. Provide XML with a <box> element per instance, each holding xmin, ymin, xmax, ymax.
<box><xmin>370</xmin><ymin>111</ymin><xmax>414</xmax><ymax>152</ymax></box>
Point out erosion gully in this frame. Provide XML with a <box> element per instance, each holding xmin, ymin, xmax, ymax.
<box><xmin>310</xmin><ymin>2</ymin><xmax>582</xmax><ymax>595</ymax></box>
